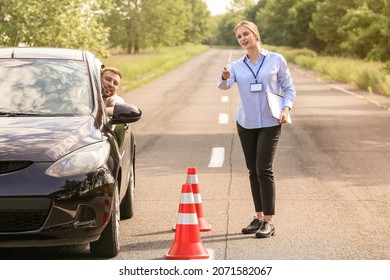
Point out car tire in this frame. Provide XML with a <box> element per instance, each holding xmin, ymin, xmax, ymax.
<box><xmin>90</xmin><ymin>186</ymin><xmax>120</xmax><ymax>258</ymax></box>
<box><xmin>120</xmin><ymin>156</ymin><xmax>135</xmax><ymax>219</ymax></box>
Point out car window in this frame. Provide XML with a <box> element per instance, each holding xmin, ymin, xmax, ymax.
<box><xmin>0</xmin><ymin>59</ymin><xmax>92</xmax><ymax>116</ymax></box>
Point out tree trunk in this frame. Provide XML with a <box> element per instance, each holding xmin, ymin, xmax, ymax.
<box><xmin>127</xmin><ymin>43</ymin><xmax>133</xmax><ymax>54</ymax></box>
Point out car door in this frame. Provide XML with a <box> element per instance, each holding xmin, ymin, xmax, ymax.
<box><xmin>89</xmin><ymin>55</ymin><xmax>132</xmax><ymax>200</ymax></box>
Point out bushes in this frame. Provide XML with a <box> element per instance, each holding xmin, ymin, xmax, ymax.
<box><xmin>271</xmin><ymin>46</ymin><xmax>390</xmax><ymax>96</ymax></box>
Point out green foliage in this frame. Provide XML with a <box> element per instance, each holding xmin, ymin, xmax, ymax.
<box><xmin>272</xmin><ymin>46</ymin><xmax>390</xmax><ymax>96</ymax></box>
<box><xmin>286</xmin><ymin>0</ymin><xmax>323</xmax><ymax>50</ymax></box>
<box><xmin>310</xmin><ymin>0</ymin><xmax>357</xmax><ymax>55</ymax></box>
<box><xmin>256</xmin><ymin>0</ymin><xmax>297</xmax><ymax>46</ymax></box>
<box><xmin>203</xmin><ymin>15</ymin><xmax>224</xmax><ymax>45</ymax></box>
<box><xmin>294</xmin><ymin>55</ymin><xmax>316</xmax><ymax>69</ymax></box>
<box><xmin>379</xmin><ymin>75</ymin><xmax>390</xmax><ymax>96</ymax></box>
<box><xmin>0</xmin><ymin>0</ymin><xmax>211</xmax><ymax>56</ymax></box>
<box><xmin>215</xmin><ymin>12</ymin><xmax>243</xmax><ymax>46</ymax></box>
<box><xmin>337</xmin><ymin>0</ymin><xmax>390</xmax><ymax>61</ymax></box>
<box><xmin>0</xmin><ymin>0</ymin><xmax>110</xmax><ymax>56</ymax></box>
<box><xmin>215</xmin><ymin>0</ymin><xmax>390</xmax><ymax>62</ymax></box>
<box><xmin>185</xmin><ymin>0</ymin><xmax>212</xmax><ymax>44</ymax></box>
<box><xmin>210</xmin><ymin>0</ymin><xmax>261</xmax><ymax>46</ymax></box>
<box><xmin>383</xmin><ymin>61</ymin><xmax>390</xmax><ymax>74</ymax></box>
<box><xmin>104</xmin><ymin>0</ymin><xmax>210</xmax><ymax>54</ymax></box>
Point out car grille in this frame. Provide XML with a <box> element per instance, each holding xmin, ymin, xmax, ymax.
<box><xmin>0</xmin><ymin>161</ymin><xmax>33</xmax><ymax>174</ymax></box>
<box><xmin>0</xmin><ymin>210</ymin><xmax>49</xmax><ymax>232</ymax></box>
<box><xmin>0</xmin><ymin>198</ymin><xmax>52</xmax><ymax>233</ymax></box>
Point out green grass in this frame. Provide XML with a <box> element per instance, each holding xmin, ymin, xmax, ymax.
<box><xmin>102</xmin><ymin>44</ymin><xmax>209</xmax><ymax>93</ymax></box>
<box><xmin>267</xmin><ymin>45</ymin><xmax>390</xmax><ymax>96</ymax></box>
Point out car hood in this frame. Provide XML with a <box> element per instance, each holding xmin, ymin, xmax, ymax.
<box><xmin>0</xmin><ymin>116</ymin><xmax>104</xmax><ymax>161</ymax></box>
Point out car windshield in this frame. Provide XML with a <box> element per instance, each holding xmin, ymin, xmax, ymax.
<box><xmin>0</xmin><ymin>59</ymin><xmax>92</xmax><ymax>116</ymax></box>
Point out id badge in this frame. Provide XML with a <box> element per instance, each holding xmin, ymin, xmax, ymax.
<box><xmin>250</xmin><ymin>82</ymin><xmax>262</xmax><ymax>92</ymax></box>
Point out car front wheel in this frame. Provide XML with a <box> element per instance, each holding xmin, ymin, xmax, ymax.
<box><xmin>90</xmin><ymin>186</ymin><xmax>120</xmax><ymax>258</ymax></box>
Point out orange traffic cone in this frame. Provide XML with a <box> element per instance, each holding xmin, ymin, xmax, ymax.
<box><xmin>186</xmin><ymin>167</ymin><xmax>212</xmax><ymax>232</ymax></box>
<box><xmin>165</xmin><ymin>183</ymin><xmax>209</xmax><ymax>260</ymax></box>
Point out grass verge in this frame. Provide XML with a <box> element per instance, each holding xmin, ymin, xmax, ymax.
<box><xmin>102</xmin><ymin>44</ymin><xmax>209</xmax><ymax>93</ymax></box>
<box><xmin>267</xmin><ymin>45</ymin><xmax>390</xmax><ymax>96</ymax></box>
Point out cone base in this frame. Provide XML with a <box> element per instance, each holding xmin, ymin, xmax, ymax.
<box><xmin>165</xmin><ymin>249</ymin><xmax>209</xmax><ymax>260</ymax></box>
<box><xmin>198</xmin><ymin>218</ymin><xmax>212</xmax><ymax>232</ymax></box>
<box><xmin>165</xmin><ymin>254</ymin><xmax>209</xmax><ymax>260</ymax></box>
<box><xmin>165</xmin><ymin>241</ymin><xmax>209</xmax><ymax>260</ymax></box>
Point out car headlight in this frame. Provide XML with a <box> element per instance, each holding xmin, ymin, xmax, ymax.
<box><xmin>46</xmin><ymin>142</ymin><xmax>110</xmax><ymax>177</ymax></box>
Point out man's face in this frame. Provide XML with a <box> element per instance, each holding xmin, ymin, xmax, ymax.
<box><xmin>102</xmin><ymin>70</ymin><xmax>121</xmax><ymax>97</ymax></box>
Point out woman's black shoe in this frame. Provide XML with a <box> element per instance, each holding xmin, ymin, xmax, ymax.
<box><xmin>242</xmin><ymin>217</ymin><xmax>263</xmax><ymax>234</ymax></box>
<box><xmin>255</xmin><ymin>221</ymin><xmax>275</xmax><ymax>238</ymax></box>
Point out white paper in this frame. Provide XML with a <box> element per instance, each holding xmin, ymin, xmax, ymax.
<box><xmin>266</xmin><ymin>91</ymin><xmax>292</xmax><ymax>124</ymax></box>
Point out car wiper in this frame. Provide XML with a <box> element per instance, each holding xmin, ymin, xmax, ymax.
<box><xmin>0</xmin><ymin>111</ymin><xmax>46</xmax><ymax>117</ymax></box>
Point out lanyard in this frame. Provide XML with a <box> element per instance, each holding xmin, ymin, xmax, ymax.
<box><xmin>243</xmin><ymin>55</ymin><xmax>265</xmax><ymax>83</ymax></box>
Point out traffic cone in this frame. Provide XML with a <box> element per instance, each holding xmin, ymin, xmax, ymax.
<box><xmin>165</xmin><ymin>183</ymin><xmax>209</xmax><ymax>260</ymax></box>
<box><xmin>186</xmin><ymin>167</ymin><xmax>212</xmax><ymax>232</ymax></box>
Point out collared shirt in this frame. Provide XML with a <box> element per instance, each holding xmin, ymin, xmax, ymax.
<box><xmin>218</xmin><ymin>49</ymin><xmax>296</xmax><ymax>129</ymax></box>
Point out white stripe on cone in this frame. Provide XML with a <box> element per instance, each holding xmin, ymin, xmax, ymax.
<box><xmin>186</xmin><ymin>174</ymin><xmax>198</xmax><ymax>184</ymax></box>
<box><xmin>193</xmin><ymin>193</ymin><xmax>202</xmax><ymax>203</ymax></box>
<box><xmin>177</xmin><ymin>213</ymin><xmax>198</xmax><ymax>225</ymax></box>
<box><xmin>180</xmin><ymin>193</ymin><xmax>195</xmax><ymax>204</ymax></box>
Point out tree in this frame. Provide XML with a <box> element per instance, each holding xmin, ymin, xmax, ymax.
<box><xmin>184</xmin><ymin>0</ymin><xmax>211</xmax><ymax>44</ymax></box>
<box><xmin>0</xmin><ymin>0</ymin><xmax>110</xmax><ymax>56</ymax></box>
<box><xmin>141</xmin><ymin>0</ymin><xmax>190</xmax><ymax>48</ymax></box>
<box><xmin>215</xmin><ymin>0</ymin><xmax>258</xmax><ymax>46</ymax></box>
<box><xmin>310</xmin><ymin>0</ymin><xmax>360</xmax><ymax>55</ymax></box>
<box><xmin>211</xmin><ymin>0</ymin><xmax>390</xmax><ymax>62</ymax></box>
<box><xmin>255</xmin><ymin>0</ymin><xmax>297</xmax><ymax>46</ymax></box>
<box><xmin>103</xmin><ymin>0</ymin><xmax>142</xmax><ymax>53</ymax></box>
<box><xmin>338</xmin><ymin>0</ymin><xmax>390</xmax><ymax>61</ymax></box>
<box><xmin>216</xmin><ymin>11</ymin><xmax>244</xmax><ymax>46</ymax></box>
<box><xmin>286</xmin><ymin>0</ymin><xmax>325</xmax><ymax>51</ymax></box>
<box><xmin>104</xmin><ymin>0</ymin><xmax>211</xmax><ymax>54</ymax></box>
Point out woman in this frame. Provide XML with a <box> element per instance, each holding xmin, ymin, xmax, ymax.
<box><xmin>218</xmin><ymin>20</ymin><xmax>296</xmax><ymax>238</ymax></box>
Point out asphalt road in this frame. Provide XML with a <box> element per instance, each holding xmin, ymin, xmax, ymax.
<box><xmin>2</xmin><ymin>48</ymin><xmax>389</xmax><ymax>260</ymax></box>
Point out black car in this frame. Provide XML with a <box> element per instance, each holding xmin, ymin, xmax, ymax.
<box><xmin>0</xmin><ymin>47</ymin><xmax>141</xmax><ymax>258</ymax></box>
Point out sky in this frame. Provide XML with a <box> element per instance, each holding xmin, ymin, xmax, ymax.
<box><xmin>204</xmin><ymin>0</ymin><xmax>231</xmax><ymax>15</ymax></box>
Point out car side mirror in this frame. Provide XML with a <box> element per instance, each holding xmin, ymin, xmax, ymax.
<box><xmin>110</xmin><ymin>103</ymin><xmax>142</xmax><ymax>124</ymax></box>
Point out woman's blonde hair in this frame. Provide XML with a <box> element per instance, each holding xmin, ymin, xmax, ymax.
<box><xmin>234</xmin><ymin>20</ymin><xmax>261</xmax><ymax>43</ymax></box>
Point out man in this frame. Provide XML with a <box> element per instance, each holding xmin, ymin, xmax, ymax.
<box><xmin>101</xmin><ymin>66</ymin><xmax>125</xmax><ymax>116</ymax></box>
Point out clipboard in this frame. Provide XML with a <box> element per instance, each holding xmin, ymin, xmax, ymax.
<box><xmin>266</xmin><ymin>91</ymin><xmax>292</xmax><ymax>124</ymax></box>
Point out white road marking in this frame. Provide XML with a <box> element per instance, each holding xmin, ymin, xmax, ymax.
<box><xmin>208</xmin><ymin>147</ymin><xmax>225</xmax><ymax>168</ymax></box>
<box><xmin>218</xmin><ymin>113</ymin><xmax>229</xmax><ymax>124</ymax></box>
<box><xmin>210</xmin><ymin>52</ymin><xmax>232</xmax><ymax>169</ymax></box>
<box><xmin>221</xmin><ymin>96</ymin><xmax>229</xmax><ymax>103</ymax></box>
